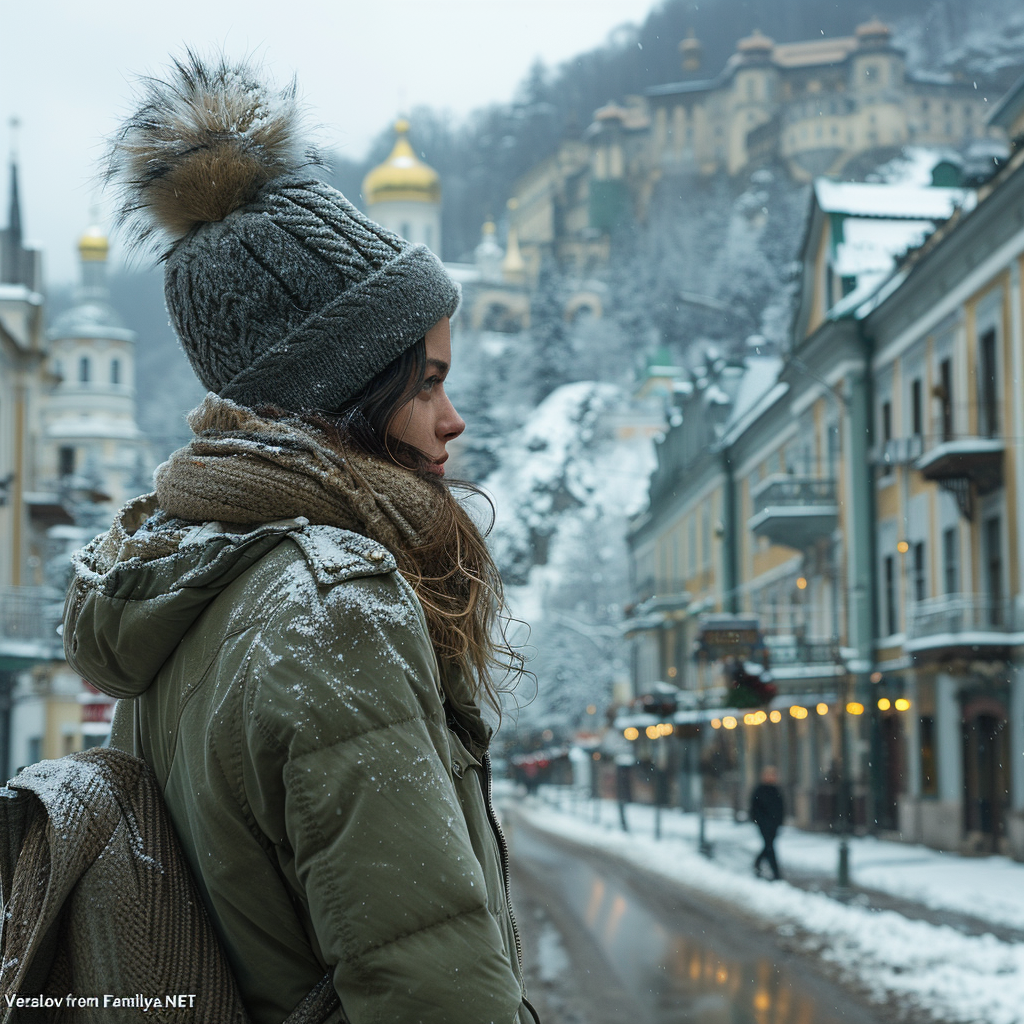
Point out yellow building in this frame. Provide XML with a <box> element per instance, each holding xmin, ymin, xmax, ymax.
<box><xmin>627</xmin><ymin>78</ymin><xmax>1024</xmax><ymax>856</ymax></box>
<box><xmin>858</xmin><ymin>86</ymin><xmax>1024</xmax><ymax>855</ymax></box>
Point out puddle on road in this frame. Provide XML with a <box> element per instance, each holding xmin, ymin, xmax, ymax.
<box><xmin>513</xmin><ymin>825</ymin><xmax>863</xmax><ymax>1024</ymax></box>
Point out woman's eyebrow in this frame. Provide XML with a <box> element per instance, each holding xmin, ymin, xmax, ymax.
<box><xmin>426</xmin><ymin>358</ymin><xmax>449</xmax><ymax>374</ymax></box>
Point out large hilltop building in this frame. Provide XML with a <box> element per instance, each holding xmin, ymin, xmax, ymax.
<box><xmin>509</xmin><ymin>20</ymin><xmax>1006</xmax><ymax>281</ymax></box>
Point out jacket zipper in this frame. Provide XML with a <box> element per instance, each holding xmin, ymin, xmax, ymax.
<box><xmin>482</xmin><ymin>750</ymin><xmax>524</xmax><ymax>976</ymax></box>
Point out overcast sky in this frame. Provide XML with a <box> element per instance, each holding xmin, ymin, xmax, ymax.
<box><xmin>0</xmin><ymin>0</ymin><xmax>660</xmax><ymax>286</ymax></box>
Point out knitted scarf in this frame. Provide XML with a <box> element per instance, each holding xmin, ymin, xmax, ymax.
<box><xmin>154</xmin><ymin>394</ymin><xmax>447</xmax><ymax>552</ymax></box>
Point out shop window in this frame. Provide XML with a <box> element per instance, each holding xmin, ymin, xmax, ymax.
<box><xmin>78</xmin><ymin>356</ymin><xmax>90</xmax><ymax>384</ymax></box>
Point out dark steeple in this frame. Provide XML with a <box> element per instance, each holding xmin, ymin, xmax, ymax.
<box><xmin>1</xmin><ymin>117</ymin><xmax>41</xmax><ymax>291</ymax></box>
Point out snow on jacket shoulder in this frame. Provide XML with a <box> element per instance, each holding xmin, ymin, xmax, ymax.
<box><xmin>64</xmin><ymin>500</ymin><xmax>525</xmax><ymax>1024</ymax></box>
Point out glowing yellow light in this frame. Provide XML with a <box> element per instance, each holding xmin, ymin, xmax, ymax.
<box><xmin>755</xmin><ymin>710</ymin><xmax>768</xmax><ymax>724</ymax></box>
<box><xmin>895</xmin><ymin>698</ymin><xmax>911</xmax><ymax>711</ymax></box>
<box><xmin>846</xmin><ymin>702</ymin><xmax>865</xmax><ymax>715</ymax></box>
<box><xmin>790</xmin><ymin>705</ymin><xmax>808</xmax><ymax>719</ymax></box>
<box><xmin>870</xmin><ymin>671</ymin><xmax>883</xmax><ymax>683</ymax></box>
<box><xmin>716</xmin><ymin>966</ymin><xmax>728</xmax><ymax>984</ymax></box>
<box><xmin>877</xmin><ymin>697</ymin><xmax>891</xmax><ymax>711</ymax></box>
<box><xmin>667</xmin><ymin>665</ymin><xmax>678</xmax><ymax>678</ymax></box>
<box><xmin>743</xmin><ymin>713</ymin><xmax>757</xmax><ymax>725</ymax></box>
<box><xmin>689</xmin><ymin>955</ymin><xmax>701</xmax><ymax>980</ymax></box>
<box><xmin>897</xmin><ymin>540</ymin><xmax>910</xmax><ymax>553</ymax></box>
<box><xmin>723</xmin><ymin>716</ymin><xmax>738</xmax><ymax>730</ymax></box>
<box><xmin>624</xmin><ymin>727</ymin><xmax>639</xmax><ymax>741</ymax></box>
<box><xmin>816</xmin><ymin>703</ymin><xmax>829</xmax><ymax>715</ymax></box>
<box><xmin>646</xmin><ymin>725</ymin><xmax>659</xmax><ymax>739</ymax></box>
<box><xmin>753</xmin><ymin>990</ymin><xmax>772</xmax><ymax>1012</ymax></box>
<box><xmin>796</xmin><ymin>576</ymin><xmax>808</xmax><ymax>590</ymax></box>
<box><xmin>662</xmin><ymin>722</ymin><xmax>674</xmax><ymax>736</ymax></box>
<box><xmin>711</xmin><ymin>718</ymin><xmax>722</xmax><ymax>729</ymax></box>
<box><xmin>769</xmin><ymin>709</ymin><xmax>782</xmax><ymax>723</ymax></box>
<box><xmin>586</xmin><ymin>704</ymin><xmax>597</xmax><ymax>715</ymax></box>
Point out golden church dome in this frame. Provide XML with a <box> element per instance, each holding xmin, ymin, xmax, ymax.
<box><xmin>363</xmin><ymin>120</ymin><xmax>441</xmax><ymax>206</ymax></box>
<box><xmin>78</xmin><ymin>224</ymin><xmax>109</xmax><ymax>262</ymax></box>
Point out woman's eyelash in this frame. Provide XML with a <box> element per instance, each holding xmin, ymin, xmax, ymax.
<box><xmin>421</xmin><ymin>375</ymin><xmax>442</xmax><ymax>392</ymax></box>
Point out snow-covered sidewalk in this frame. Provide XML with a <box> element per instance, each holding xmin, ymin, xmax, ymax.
<box><xmin>509</xmin><ymin>786</ymin><xmax>1024</xmax><ymax>1024</ymax></box>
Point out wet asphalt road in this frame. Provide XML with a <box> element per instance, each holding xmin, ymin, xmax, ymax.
<box><xmin>505</xmin><ymin>811</ymin><xmax>905</xmax><ymax>1024</ymax></box>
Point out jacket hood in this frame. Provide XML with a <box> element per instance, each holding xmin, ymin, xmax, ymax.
<box><xmin>64</xmin><ymin>494</ymin><xmax>307</xmax><ymax>699</ymax></box>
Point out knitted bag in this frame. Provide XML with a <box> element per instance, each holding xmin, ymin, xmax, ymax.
<box><xmin>0</xmin><ymin>748</ymin><xmax>341</xmax><ymax>1024</ymax></box>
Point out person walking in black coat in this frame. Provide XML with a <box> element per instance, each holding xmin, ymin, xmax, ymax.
<box><xmin>750</xmin><ymin>765</ymin><xmax>785</xmax><ymax>880</ymax></box>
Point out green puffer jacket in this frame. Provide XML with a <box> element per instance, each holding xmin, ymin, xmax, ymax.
<box><xmin>64</xmin><ymin>499</ymin><xmax>529</xmax><ymax>1024</ymax></box>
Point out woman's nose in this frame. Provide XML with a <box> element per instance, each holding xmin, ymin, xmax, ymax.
<box><xmin>441</xmin><ymin>396</ymin><xmax>466</xmax><ymax>441</ymax></box>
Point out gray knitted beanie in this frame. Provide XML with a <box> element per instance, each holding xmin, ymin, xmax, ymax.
<box><xmin>106</xmin><ymin>53</ymin><xmax>459</xmax><ymax>412</ymax></box>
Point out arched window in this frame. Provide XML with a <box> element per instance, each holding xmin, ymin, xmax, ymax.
<box><xmin>78</xmin><ymin>356</ymin><xmax>90</xmax><ymax>384</ymax></box>
<box><xmin>111</xmin><ymin>358</ymin><xmax>121</xmax><ymax>385</ymax></box>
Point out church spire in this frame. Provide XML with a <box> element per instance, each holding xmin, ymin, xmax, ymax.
<box><xmin>7</xmin><ymin>117</ymin><xmax>22</xmax><ymax>247</ymax></box>
<box><xmin>1</xmin><ymin>117</ymin><xmax>37</xmax><ymax>290</ymax></box>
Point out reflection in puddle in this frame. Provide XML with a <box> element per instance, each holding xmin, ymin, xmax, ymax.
<box><xmin>515</xmin><ymin>827</ymin><xmax>853</xmax><ymax>1024</ymax></box>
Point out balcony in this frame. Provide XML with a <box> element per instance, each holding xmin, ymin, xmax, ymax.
<box><xmin>916</xmin><ymin>437</ymin><xmax>1004</xmax><ymax>498</ymax></box>
<box><xmin>905</xmin><ymin>594</ymin><xmax>1023</xmax><ymax>658</ymax></box>
<box><xmin>0</xmin><ymin>587</ymin><xmax>64</xmax><ymax>669</ymax></box>
<box><xmin>625</xmin><ymin>578</ymin><xmax>690</xmax><ymax>636</ymax></box>
<box><xmin>763</xmin><ymin>632</ymin><xmax>843</xmax><ymax>681</ymax></box>
<box><xmin>748</xmin><ymin>476</ymin><xmax>838</xmax><ymax>550</ymax></box>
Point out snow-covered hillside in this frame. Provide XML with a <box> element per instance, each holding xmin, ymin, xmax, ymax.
<box><xmin>481</xmin><ymin>382</ymin><xmax>656</xmax><ymax>731</ymax></box>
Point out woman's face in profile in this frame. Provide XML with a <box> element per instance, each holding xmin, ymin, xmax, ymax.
<box><xmin>387</xmin><ymin>317</ymin><xmax>465</xmax><ymax>476</ymax></box>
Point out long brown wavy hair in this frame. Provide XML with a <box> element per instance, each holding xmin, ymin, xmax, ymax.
<box><xmin>301</xmin><ymin>339</ymin><xmax>525</xmax><ymax>717</ymax></box>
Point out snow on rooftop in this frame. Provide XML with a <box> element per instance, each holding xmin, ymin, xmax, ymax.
<box><xmin>724</xmin><ymin>356</ymin><xmax>784</xmax><ymax>435</ymax></box>
<box><xmin>815</xmin><ymin>179</ymin><xmax>969</xmax><ymax>220</ymax></box>
<box><xmin>833</xmin><ymin>218</ymin><xmax>935</xmax><ymax>277</ymax></box>
<box><xmin>868</xmin><ymin>146</ymin><xmax>959</xmax><ymax>187</ymax></box>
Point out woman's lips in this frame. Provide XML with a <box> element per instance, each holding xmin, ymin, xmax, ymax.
<box><xmin>427</xmin><ymin>457</ymin><xmax>447</xmax><ymax>477</ymax></box>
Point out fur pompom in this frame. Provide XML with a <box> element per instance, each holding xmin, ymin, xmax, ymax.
<box><xmin>107</xmin><ymin>51</ymin><xmax>320</xmax><ymax>249</ymax></box>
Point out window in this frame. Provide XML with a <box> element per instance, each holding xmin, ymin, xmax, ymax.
<box><xmin>78</xmin><ymin>356</ymin><xmax>90</xmax><ymax>384</ymax></box>
<box><xmin>911</xmin><ymin>378</ymin><xmax>923</xmax><ymax>436</ymax></box>
<box><xmin>939</xmin><ymin>358</ymin><xmax>954</xmax><ymax>441</ymax></box>
<box><xmin>110</xmin><ymin>358</ymin><xmax>121</xmax><ymax>386</ymax></box>
<box><xmin>880</xmin><ymin>399</ymin><xmax>893</xmax><ymax>475</ymax></box>
<box><xmin>979</xmin><ymin>328</ymin><xmax>998</xmax><ymax>438</ymax></box>
<box><xmin>58</xmin><ymin>446</ymin><xmax>76</xmax><ymax>478</ymax></box>
<box><xmin>920</xmin><ymin>716</ymin><xmax>938</xmax><ymax>797</ymax></box>
<box><xmin>984</xmin><ymin>515</ymin><xmax>1003</xmax><ymax>625</ymax></box>
<box><xmin>26</xmin><ymin>737</ymin><xmax>41</xmax><ymax>768</ymax></box>
<box><xmin>942</xmin><ymin>526</ymin><xmax>959</xmax><ymax>595</ymax></box>
<box><xmin>912</xmin><ymin>542</ymin><xmax>926</xmax><ymax>602</ymax></box>
<box><xmin>884</xmin><ymin>555</ymin><xmax>898</xmax><ymax>635</ymax></box>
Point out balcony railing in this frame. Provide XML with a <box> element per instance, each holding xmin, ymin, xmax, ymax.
<box><xmin>916</xmin><ymin>436</ymin><xmax>1004</xmax><ymax>496</ymax></box>
<box><xmin>906</xmin><ymin>594</ymin><xmax>1021</xmax><ymax>655</ymax></box>
<box><xmin>763</xmin><ymin>632</ymin><xmax>843</xmax><ymax>679</ymax></box>
<box><xmin>0</xmin><ymin>586</ymin><xmax>64</xmax><ymax>664</ymax></box>
<box><xmin>748</xmin><ymin>476</ymin><xmax>838</xmax><ymax>550</ymax></box>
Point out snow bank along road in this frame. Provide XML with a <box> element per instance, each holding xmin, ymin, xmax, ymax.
<box><xmin>505</xmin><ymin>790</ymin><xmax>1024</xmax><ymax>1024</ymax></box>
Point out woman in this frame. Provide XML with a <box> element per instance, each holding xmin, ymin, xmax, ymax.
<box><xmin>64</xmin><ymin>54</ymin><xmax>534</xmax><ymax>1024</ymax></box>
